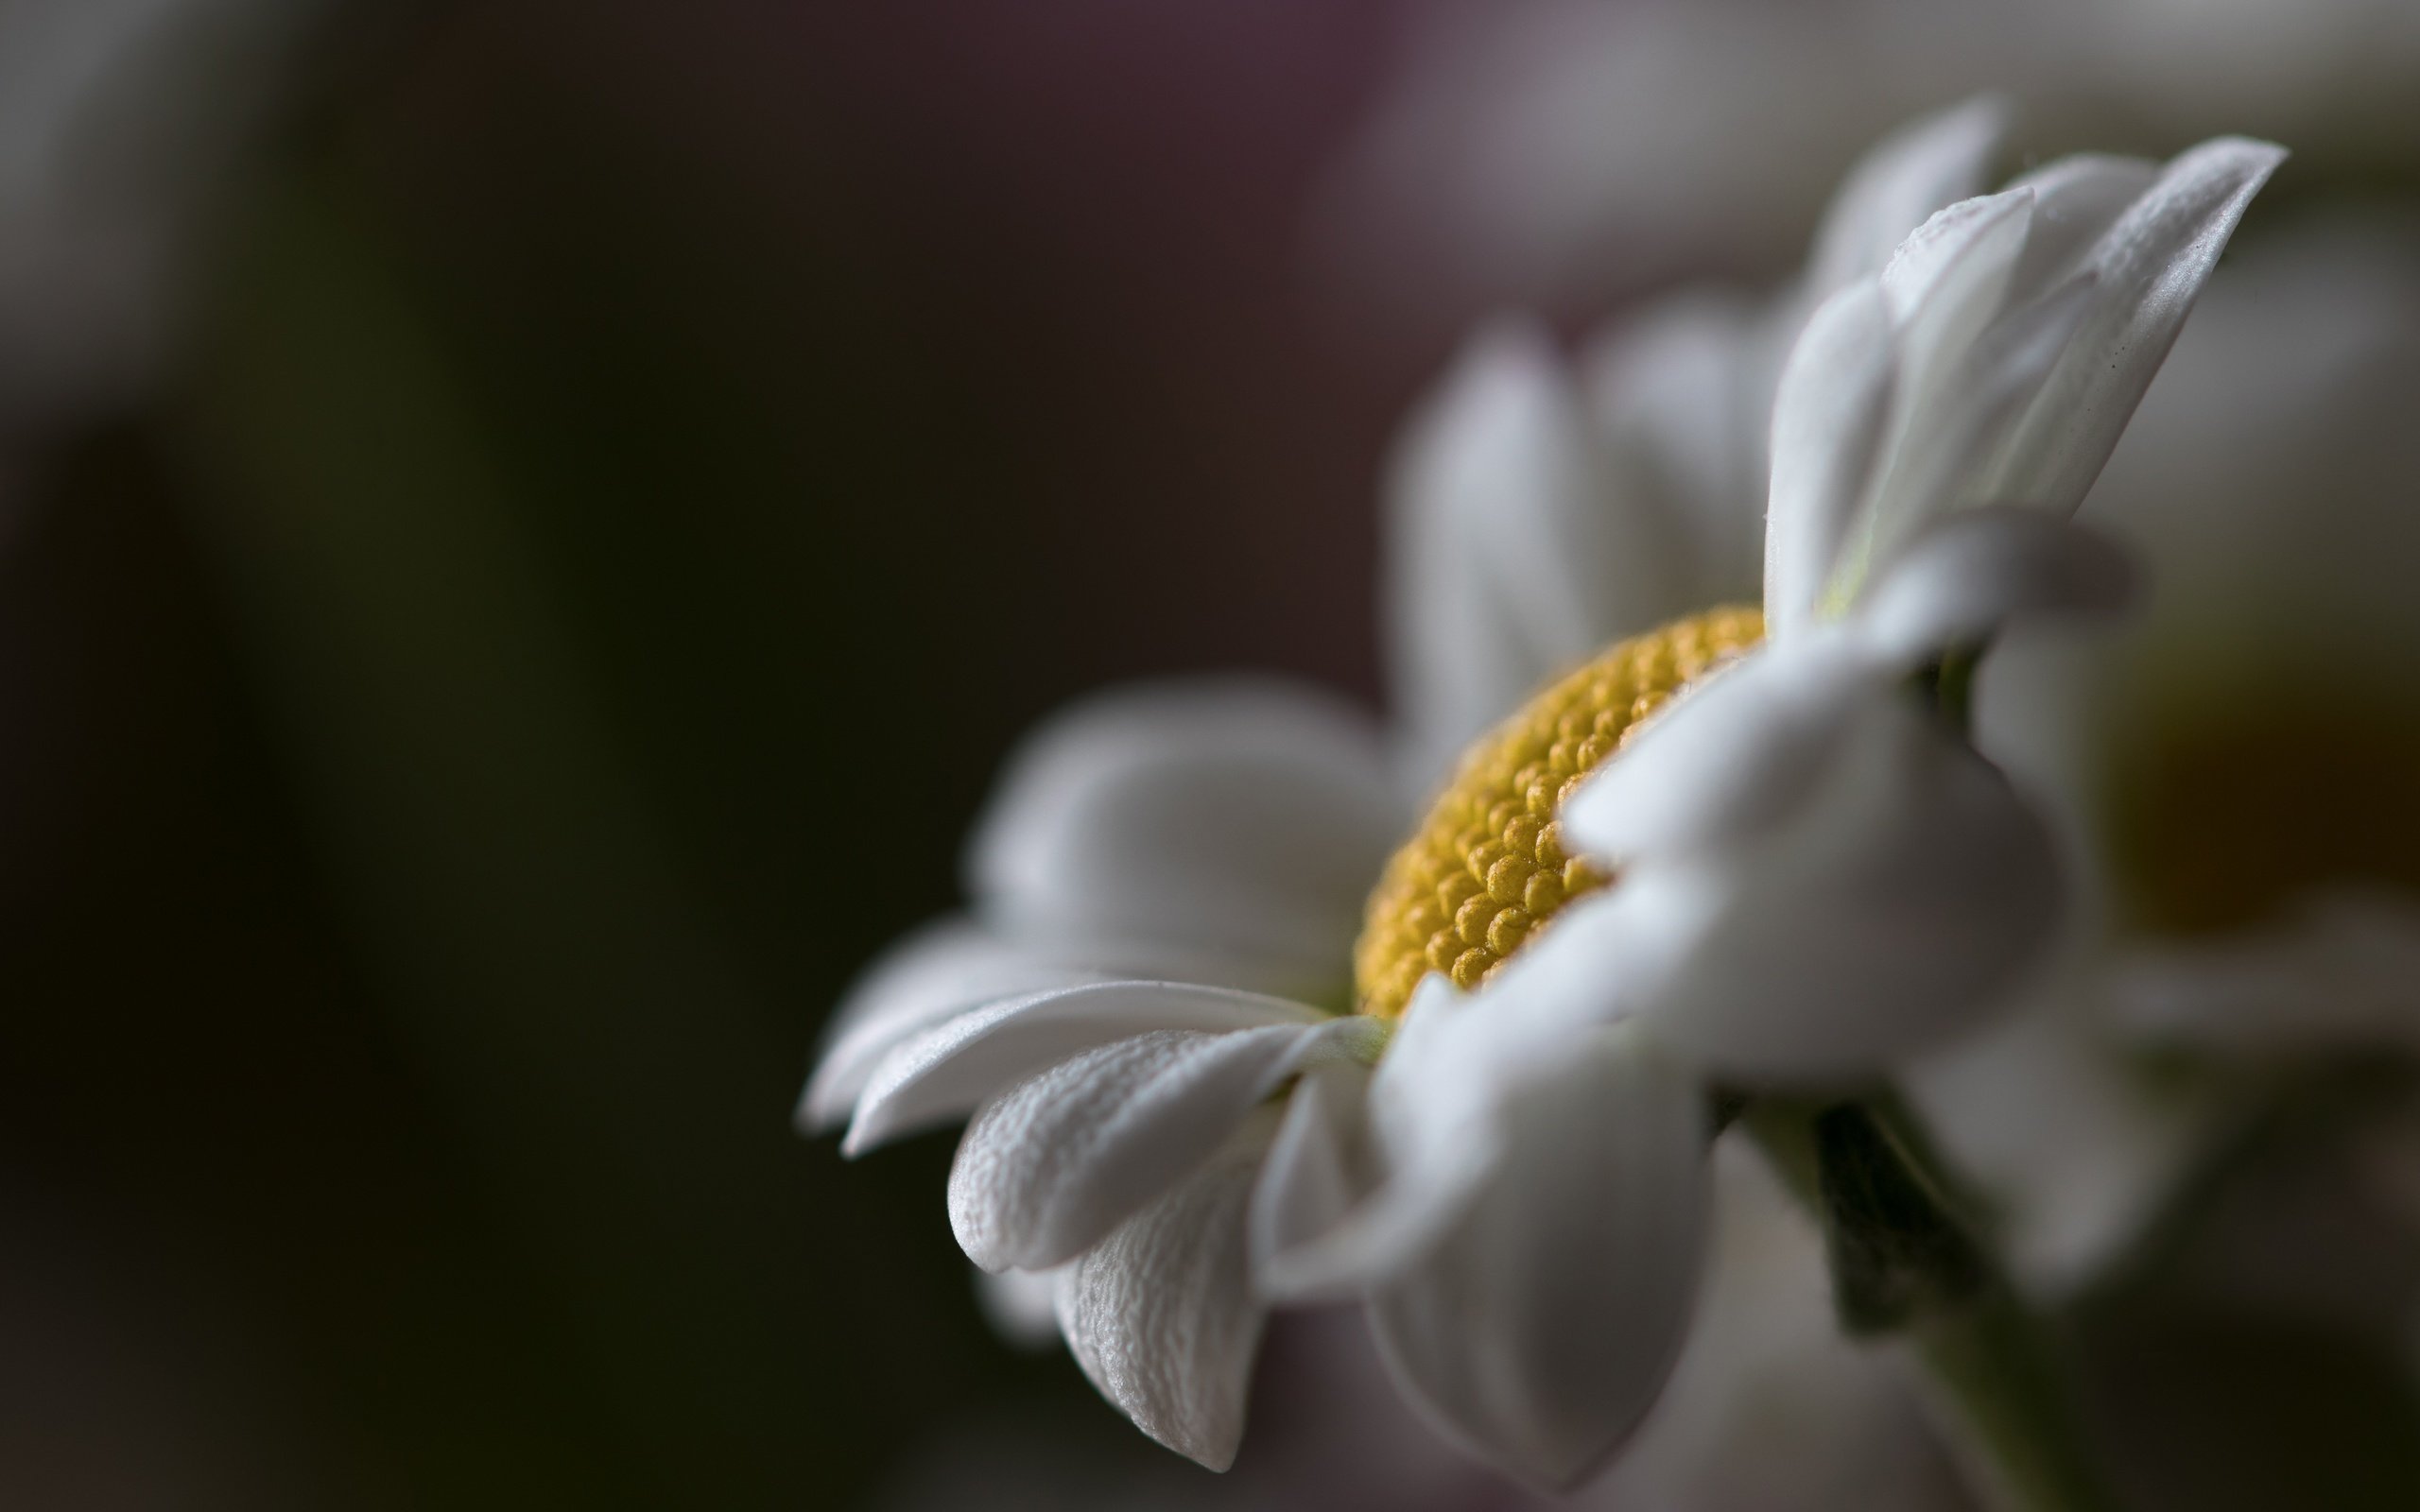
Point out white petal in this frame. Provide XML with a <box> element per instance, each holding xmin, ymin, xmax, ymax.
<box><xmin>975</xmin><ymin>1264</ymin><xmax>1067</xmax><ymax>1351</ymax></box>
<box><xmin>1581</xmin><ymin>291</ymin><xmax>1772</xmax><ymax>610</ymax></box>
<box><xmin>1981</xmin><ymin>137</ymin><xmax>2288</xmax><ymax>519</ymax></box>
<box><xmin>1855</xmin><ymin>507</ymin><xmax>2138</xmax><ymax>668</ymax></box>
<box><xmin>1253</xmin><ymin>980</ymin><xmax>1508</xmax><ymax>1301</ymax></box>
<box><xmin>1561</xmin><ymin>635</ymin><xmax>1878</xmax><ymax>860</ymax></box>
<box><xmin>1259</xmin><ymin>930</ymin><xmax>1668</xmax><ymax>1303</ymax></box>
<box><xmin>842</xmin><ymin>980</ymin><xmax>1324</xmax><ymax>1155</ymax></box>
<box><xmin>1247</xmin><ymin>1062</ymin><xmax>1376</xmax><ymax>1291</ymax></box>
<box><xmin>1057</xmin><ymin>1126</ymin><xmax>1272</xmax><ymax>1470</ymax></box>
<box><xmin>1764</xmin><ymin>282</ymin><xmax>1897</xmax><ymax>639</ymax></box>
<box><xmin>1367</xmin><ymin>1022</ymin><xmax>1710</xmax><ymax>1490</ymax></box>
<box><xmin>2111</xmin><ymin>889</ymin><xmax>2420</xmax><ymax>1052</ymax></box>
<box><xmin>802</xmin><ymin>920</ymin><xmax>1115</xmax><ymax>1134</ymax></box>
<box><xmin>948</xmin><ymin>1022</ymin><xmax>1367</xmax><ymax>1272</ymax></box>
<box><xmin>1860</xmin><ymin>270</ymin><xmax>2100</xmax><ymax>545</ymax></box>
<box><xmin>1387</xmin><ymin>321</ymin><xmax>1693</xmax><ymax>782</ymax></box>
<box><xmin>1625</xmin><ymin>696</ymin><xmax>2062</xmax><ymax>1080</ymax></box>
<box><xmin>1908</xmin><ymin>996</ymin><xmax>2215</xmax><ymax>1299</ymax></box>
<box><xmin>1829</xmin><ymin>187</ymin><xmax>2037</xmax><ymax>603</ymax></box>
<box><xmin>2002</xmin><ymin>154</ymin><xmax>2161</xmax><ymax>307</ymax></box>
<box><xmin>970</xmin><ymin>679</ymin><xmax>1400</xmax><ymax>972</ymax></box>
<box><xmin>1802</xmin><ymin>96</ymin><xmax>2008</xmax><ymax>302</ymax></box>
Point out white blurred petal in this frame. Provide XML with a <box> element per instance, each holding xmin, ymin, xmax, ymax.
<box><xmin>1587</xmin><ymin>1141</ymin><xmax>1970</xmax><ymax>1511</ymax></box>
<box><xmin>1388</xmin><ymin>322</ymin><xmax>1690</xmax><ymax>781</ymax></box>
<box><xmin>1058</xmin><ymin>1126</ymin><xmax>1272</xmax><ymax>1471</ymax></box>
<box><xmin>1982</xmin><ymin>136</ymin><xmax>2288</xmax><ymax>518</ymax></box>
<box><xmin>2113</xmin><ymin>890</ymin><xmax>2420</xmax><ymax>1051</ymax></box>
<box><xmin>1247</xmin><ymin>1063</ymin><xmax>1376</xmax><ymax>1291</ymax></box>
<box><xmin>1562</xmin><ymin>636</ymin><xmax>1876</xmax><ymax>860</ymax></box>
<box><xmin>1254</xmin><ymin>980</ymin><xmax>1509</xmax><ymax>1300</ymax></box>
<box><xmin>1803</xmin><ymin>95</ymin><xmax>2008</xmax><ymax>301</ymax></box>
<box><xmin>1856</xmin><ymin>507</ymin><xmax>2138</xmax><ymax>668</ymax></box>
<box><xmin>1909</xmin><ymin>994</ymin><xmax>2217</xmax><ymax>1298</ymax></box>
<box><xmin>1582</xmin><ymin>291</ymin><xmax>1772</xmax><ymax>610</ymax></box>
<box><xmin>948</xmin><ymin>1022</ymin><xmax>1363</xmax><ymax>1273</ymax></box>
<box><xmin>970</xmin><ymin>679</ymin><xmax>1400</xmax><ymax>972</ymax></box>
<box><xmin>842</xmin><ymin>981</ymin><xmax>1323</xmax><ymax>1155</ymax></box>
<box><xmin>1367</xmin><ymin>1023</ymin><xmax>1710</xmax><ymax>1491</ymax></box>
<box><xmin>1623</xmin><ymin>696</ymin><xmax>2062</xmax><ymax>1080</ymax></box>
<box><xmin>974</xmin><ymin>1264</ymin><xmax>1066</xmax><ymax>1352</ymax></box>
<box><xmin>1765</xmin><ymin>282</ymin><xmax>1898</xmax><ymax>638</ymax></box>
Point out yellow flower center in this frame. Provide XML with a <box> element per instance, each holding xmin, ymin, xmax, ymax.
<box><xmin>1353</xmin><ymin>605</ymin><xmax>1765</xmax><ymax>1018</ymax></box>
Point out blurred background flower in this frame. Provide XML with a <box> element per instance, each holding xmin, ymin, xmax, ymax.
<box><xmin>7</xmin><ymin>1</ymin><xmax>2420</xmax><ymax>1509</ymax></box>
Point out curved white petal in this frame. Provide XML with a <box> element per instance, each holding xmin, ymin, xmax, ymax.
<box><xmin>1058</xmin><ymin>1125</ymin><xmax>1272</xmax><ymax>1470</ymax></box>
<box><xmin>1856</xmin><ymin>507</ymin><xmax>2138</xmax><ymax>668</ymax></box>
<box><xmin>803</xmin><ymin>920</ymin><xmax>1123</xmax><ymax>1133</ymax></box>
<box><xmin>2003</xmin><ymin>153</ymin><xmax>2161</xmax><ymax>307</ymax></box>
<box><xmin>842</xmin><ymin>980</ymin><xmax>1324</xmax><ymax>1155</ymax></box>
<box><xmin>1366</xmin><ymin>1022</ymin><xmax>1711</xmax><ymax>1491</ymax></box>
<box><xmin>1862</xmin><ymin>269</ymin><xmax>2100</xmax><ymax>544</ymax></box>
<box><xmin>948</xmin><ymin>1021</ymin><xmax>1365</xmax><ymax>1273</ymax></box>
<box><xmin>1562</xmin><ymin>635</ymin><xmax>1877</xmax><ymax>861</ymax></box>
<box><xmin>1765</xmin><ymin>282</ymin><xmax>1898</xmax><ymax>638</ymax></box>
<box><xmin>1802</xmin><ymin>95</ymin><xmax>2008</xmax><ymax>303</ymax></box>
<box><xmin>1254</xmin><ymin>979</ymin><xmax>1510</xmax><ymax>1301</ymax></box>
<box><xmin>1259</xmin><ymin>926</ymin><xmax>1663</xmax><ymax>1301</ymax></box>
<box><xmin>1832</xmin><ymin>187</ymin><xmax>2037</xmax><ymax>601</ymax></box>
<box><xmin>1982</xmin><ymin>136</ymin><xmax>2288</xmax><ymax>518</ymax></box>
<box><xmin>1387</xmin><ymin>321</ymin><xmax>1691</xmax><ymax>782</ymax></box>
<box><xmin>1247</xmin><ymin>1062</ymin><xmax>1376</xmax><ymax>1292</ymax></box>
<box><xmin>1623</xmin><ymin>695</ymin><xmax>2063</xmax><ymax>1081</ymax></box>
<box><xmin>970</xmin><ymin>679</ymin><xmax>1401</xmax><ymax>971</ymax></box>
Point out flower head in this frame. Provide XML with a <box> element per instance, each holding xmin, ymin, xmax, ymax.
<box><xmin>805</xmin><ymin>102</ymin><xmax>2282</xmax><ymax>1489</ymax></box>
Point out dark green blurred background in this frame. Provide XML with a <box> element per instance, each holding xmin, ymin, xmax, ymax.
<box><xmin>0</xmin><ymin>4</ymin><xmax>1430</xmax><ymax>1505</ymax></box>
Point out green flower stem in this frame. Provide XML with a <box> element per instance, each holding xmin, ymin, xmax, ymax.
<box><xmin>1741</xmin><ymin>1091</ymin><xmax>2121</xmax><ymax>1512</ymax></box>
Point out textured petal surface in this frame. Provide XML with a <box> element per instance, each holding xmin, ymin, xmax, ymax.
<box><xmin>843</xmin><ymin>980</ymin><xmax>1323</xmax><ymax>1154</ymax></box>
<box><xmin>970</xmin><ymin>679</ymin><xmax>1400</xmax><ymax>972</ymax></box>
<box><xmin>1764</xmin><ymin>282</ymin><xmax>1897</xmax><ymax>638</ymax></box>
<box><xmin>948</xmin><ymin>1022</ymin><xmax>1362</xmax><ymax>1272</ymax></box>
<box><xmin>1367</xmin><ymin>1023</ymin><xmax>1711</xmax><ymax>1491</ymax></box>
<box><xmin>1981</xmin><ymin>137</ymin><xmax>2287</xmax><ymax>518</ymax></box>
<box><xmin>1620</xmin><ymin>693</ymin><xmax>2063</xmax><ymax>1080</ymax></box>
<box><xmin>1058</xmin><ymin>1127</ymin><xmax>1272</xmax><ymax>1470</ymax></box>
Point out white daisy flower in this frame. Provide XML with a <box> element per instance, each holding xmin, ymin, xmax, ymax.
<box><xmin>805</xmin><ymin>106</ymin><xmax>2281</xmax><ymax>1489</ymax></box>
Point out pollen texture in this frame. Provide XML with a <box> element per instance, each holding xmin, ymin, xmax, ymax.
<box><xmin>1354</xmin><ymin>606</ymin><xmax>1765</xmax><ymax>1019</ymax></box>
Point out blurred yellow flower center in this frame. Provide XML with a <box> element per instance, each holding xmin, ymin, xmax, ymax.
<box><xmin>1354</xmin><ymin>606</ymin><xmax>1765</xmax><ymax>1019</ymax></box>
